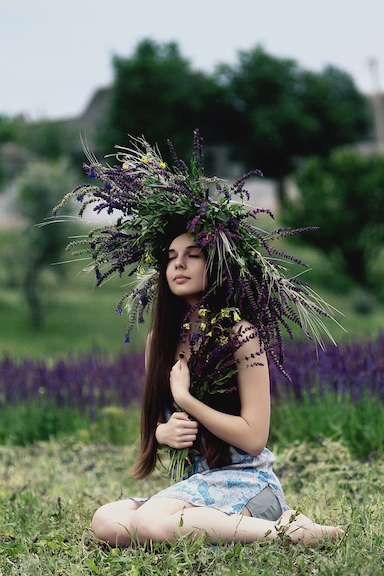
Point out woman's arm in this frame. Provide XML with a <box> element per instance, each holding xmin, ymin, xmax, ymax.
<box><xmin>170</xmin><ymin>322</ymin><xmax>270</xmax><ymax>457</ymax></box>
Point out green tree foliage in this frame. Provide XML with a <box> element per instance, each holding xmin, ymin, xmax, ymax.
<box><xmin>0</xmin><ymin>115</ymin><xmax>22</xmax><ymax>186</ymax></box>
<box><xmin>21</xmin><ymin>120</ymin><xmax>72</xmax><ymax>160</ymax></box>
<box><xmin>282</xmin><ymin>151</ymin><xmax>384</xmax><ymax>287</ymax></box>
<box><xmin>101</xmin><ymin>39</ymin><xmax>237</xmax><ymax>162</ymax></box>
<box><xmin>103</xmin><ymin>41</ymin><xmax>369</xmax><ymax>199</ymax></box>
<box><xmin>299</xmin><ymin>66</ymin><xmax>370</xmax><ymax>155</ymax></box>
<box><xmin>217</xmin><ymin>47</ymin><xmax>370</xmax><ymax>200</ymax></box>
<box><xmin>17</xmin><ymin>159</ymin><xmax>77</xmax><ymax>329</ymax></box>
<box><xmin>0</xmin><ymin>115</ymin><xmax>20</xmax><ymax>143</ymax></box>
<box><xmin>0</xmin><ymin>113</ymin><xmax>73</xmax><ymax>160</ymax></box>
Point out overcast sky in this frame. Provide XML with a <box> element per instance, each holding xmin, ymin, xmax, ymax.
<box><xmin>1</xmin><ymin>0</ymin><xmax>383</xmax><ymax>120</ymax></box>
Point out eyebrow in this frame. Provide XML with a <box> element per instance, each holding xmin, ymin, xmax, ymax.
<box><xmin>168</xmin><ymin>245</ymin><xmax>199</xmax><ymax>253</ymax></box>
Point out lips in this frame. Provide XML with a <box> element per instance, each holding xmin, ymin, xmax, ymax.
<box><xmin>174</xmin><ymin>275</ymin><xmax>189</xmax><ymax>284</ymax></box>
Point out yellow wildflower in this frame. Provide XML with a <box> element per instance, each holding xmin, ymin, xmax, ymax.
<box><xmin>122</xmin><ymin>162</ymin><xmax>129</xmax><ymax>170</ymax></box>
<box><xmin>200</xmin><ymin>323</ymin><xmax>206</xmax><ymax>331</ymax></box>
<box><xmin>219</xmin><ymin>336</ymin><xmax>229</xmax><ymax>346</ymax></box>
<box><xmin>159</xmin><ymin>162</ymin><xmax>166</xmax><ymax>169</ymax></box>
<box><xmin>141</xmin><ymin>155</ymin><xmax>149</xmax><ymax>163</ymax></box>
<box><xmin>144</xmin><ymin>252</ymin><xmax>154</xmax><ymax>264</ymax></box>
<box><xmin>233</xmin><ymin>311</ymin><xmax>241</xmax><ymax>322</ymax></box>
<box><xmin>183</xmin><ymin>322</ymin><xmax>191</xmax><ymax>331</ymax></box>
<box><xmin>207</xmin><ymin>331</ymin><xmax>213</xmax><ymax>337</ymax></box>
<box><xmin>198</xmin><ymin>307</ymin><xmax>208</xmax><ymax>317</ymax></box>
<box><xmin>138</xmin><ymin>266</ymin><xmax>145</xmax><ymax>276</ymax></box>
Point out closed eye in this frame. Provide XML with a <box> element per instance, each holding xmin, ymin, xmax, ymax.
<box><xmin>167</xmin><ymin>250</ymin><xmax>202</xmax><ymax>260</ymax></box>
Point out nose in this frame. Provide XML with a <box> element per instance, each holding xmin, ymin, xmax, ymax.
<box><xmin>174</xmin><ymin>254</ymin><xmax>185</xmax><ymax>269</ymax></box>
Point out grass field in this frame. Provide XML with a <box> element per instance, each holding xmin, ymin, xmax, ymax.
<box><xmin>1</xmin><ymin>434</ymin><xmax>383</xmax><ymax>575</ymax></box>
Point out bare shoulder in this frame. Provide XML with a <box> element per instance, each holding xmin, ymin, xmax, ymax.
<box><xmin>233</xmin><ymin>320</ymin><xmax>259</xmax><ymax>344</ymax></box>
<box><xmin>233</xmin><ymin>320</ymin><xmax>265</xmax><ymax>359</ymax></box>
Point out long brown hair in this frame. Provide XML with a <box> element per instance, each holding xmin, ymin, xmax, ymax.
<box><xmin>131</xmin><ymin>226</ymin><xmax>241</xmax><ymax>479</ymax></box>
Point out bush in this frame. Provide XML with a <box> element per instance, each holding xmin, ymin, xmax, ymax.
<box><xmin>283</xmin><ymin>151</ymin><xmax>384</xmax><ymax>288</ymax></box>
<box><xmin>270</xmin><ymin>390</ymin><xmax>384</xmax><ymax>460</ymax></box>
<box><xmin>0</xmin><ymin>400</ymin><xmax>91</xmax><ymax>445</ymax></box>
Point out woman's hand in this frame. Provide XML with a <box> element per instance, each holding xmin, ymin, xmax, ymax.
<box><xmin>155</xmin><ymin>412</ymin><xmax>198</xmax><ymax>448</ymax></box>
<box><xmin>169</xmin><ymin>355</ymin><xmax>191</xmax><ymax>409</ymax></box>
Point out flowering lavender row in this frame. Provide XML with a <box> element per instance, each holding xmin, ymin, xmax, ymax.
<box><xmin>0</xmin><ymin>352</ymin><xmax>145</xmax><ymax>417</ymax></box>
<box><xmin>269</xmin><ymin>333</ymin><xmax>384</xmax><ymax>402</ymax></box>
<box><xmin>1</xmin><ymin>334</ymin><xmax>383</xmax><ymax>416</ymax></box>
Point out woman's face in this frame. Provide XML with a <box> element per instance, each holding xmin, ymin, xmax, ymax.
<box><xmin>166</xmin><ymin>233</ymin><xmax>207</xmax><ymax>305</ymax></box>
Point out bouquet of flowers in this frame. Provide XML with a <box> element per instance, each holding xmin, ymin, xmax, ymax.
<box><xmin>165</xmin><ymin>306</ymin><xmax>262</xmax><ymax>482</ymax></box>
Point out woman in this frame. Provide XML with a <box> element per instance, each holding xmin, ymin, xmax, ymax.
<box><xmin>55</xmin><ymin>131</ymin><xmax>343</xmax><ymax>546</ymax></box>
<box><xmin>91</xmin><ymin>231</ymin><xmax>342</xmax><ymax>547</ymax></box>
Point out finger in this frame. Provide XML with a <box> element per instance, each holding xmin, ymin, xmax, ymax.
<box><xmin>170</xmin><ymin>360</ymin><xmax>181</xmax><ymax>373</ymax></box>
<box><xmin>176</xmin><ymin>431</ymin><xmax>197</xmax><ymax>440</ymax></box>
<box><xmin>175</xmin><ymin>429</ymin><xmax>197</xmax><ymax>438</ymax></box>
<box><xmin>178</xmin><ymin>353</ymin><xmax>189</xmax><ymax>368</ymax></box>
<box><xmin>175</xmin><ymin>422</ymin><xmax>197</xmax><ymax>432</ymax></box>
<box><xmin>172</xmin><ymin>411</ymin><xmax>198</xmax><ymax>423</ymax></box>
<box><xmin>181</xmin><ymin>421</ymin><xmax>199</xmax><ymax>430</ymax></box>
<box><xmin>174</xmin><ymin>441</ymin><xmax>194</xmax><ymax>449</ymax></box>
<box><xmin>172</xmin><ymin>411</ymin><xmax>190</xmax><ymax>421</ymax></box>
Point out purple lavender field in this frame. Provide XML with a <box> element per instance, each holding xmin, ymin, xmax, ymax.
<box><xmin>0</xmin><ymin>351</ymin><xmax>145</xmax><ymax>416</ymax></box>
<box><xmin>269</xmin><ymin>333</ymin><xmax>384</xmax><ymax>401</ymax></box>
<box><xmin>1</xmin><ymin>334</ymin><xmax>383</xmax><ymax>411</ymax></box>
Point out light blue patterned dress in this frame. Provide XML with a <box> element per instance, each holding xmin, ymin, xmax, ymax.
<box><xmin>149</xmin><ymin>445</ymin><xmax>289</xmax><ymax>516</ymax></box>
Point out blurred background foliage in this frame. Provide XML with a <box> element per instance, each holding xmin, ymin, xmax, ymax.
<box><xmin>282</xmin><ymin>151</ymin><xmax>384</xmax><ymax>291</ymax></box>
<box><xmin>17</xmin><ymin>159</ymin><xmax>78</xmax><ymax>329</ymax></box>
<box><xmin>0</xmin><ymin>38</ymin><xmax>383</xmax><ymax>361</ymax></box>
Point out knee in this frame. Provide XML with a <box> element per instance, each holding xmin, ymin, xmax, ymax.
<box><xmin>132</xmin><ymin>509</ymin><xmax>169</xmax><ymax>543</ymax></box>
<box><xmin>91</xmin><ymin>505</ymin><xmax>112</xmax><ymax>541</ymax></box>
<box><xmin>91</xmin><ymin>504</ymin><xmax>132</xmax><ymax>546</ymax></box>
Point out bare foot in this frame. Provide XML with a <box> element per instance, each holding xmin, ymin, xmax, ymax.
<box><xmin>276</xmin><ymin>510</ymin><xmax>344</xmax><ymax>546</ymax></box>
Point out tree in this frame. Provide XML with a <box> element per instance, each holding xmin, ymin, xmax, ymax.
<box><xmin>0</xmin><ymin>115</ymin><xmax>20</xmax><ymax>143</ymax></box>
<box><xmin>100</xmin><ymin>39</ymin><xmax>238</xmax><ymax>162</ymax></box>
<box><xmin>299</xmin><ymin>65</ymin><xmax>371</xmax><ymax>155</ymax></box>
<box><xmin>18</xmin><ymin>159</ymin><xmax>77</xmax><ymax>329</ymax></box>
<box><xmin>217</xmin><ymin>47</ymin><xmax>371</xmax><ymax>202</ymax></box>
<box><xmin>21</xmin><ymin>120</ymin><xmax>72</xmax><ymax>160</ymax></box>
<box><xmin>100</xmin><ymin>41</ymin><xmax>370</xmax><ymax>201</ymax></box>
<box><xmin>282</xmin><ymin>150</ymin><xmax>384</xmax><ymax>287</ymax></box>
<box><xmin>0</xmin><ymin>115</ymin><xmax>23</xmax><ymax>187</ymax></box>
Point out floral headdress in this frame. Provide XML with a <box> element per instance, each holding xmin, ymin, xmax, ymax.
<box><xmin>54</xmin><ymin>129</ymin><xmax>340</xmax><ymax>378</ymax></box>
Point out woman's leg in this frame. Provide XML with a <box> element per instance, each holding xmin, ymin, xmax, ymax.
<box><xmin>91</xmin><ymin>497</ymin><xmax>343</xmax><ymax>547</ymax></box>
<box><xmin>91</xmin><ymin>499</ymin><xmax>143</xmax><ymax>547</ymax></box>
<box><xmin>130</xmin><ymin>498</ymin><xmax>343</xmax><ymax>546</ymax></box>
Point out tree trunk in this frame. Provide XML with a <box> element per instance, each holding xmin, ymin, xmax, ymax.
<box><xmin>344</xmin><ymin>248</ymin><xmax>368</xmax><ymax>287</ymax></box>
<box><xmin>23</xmin><ymin>267</ymin><xmax>43</xmax><ymax>330</ymax></box>
<box><xmin>276</xmin><ymin>178</ymin><xmax>287</xmax><ymax>208</ymax></box>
